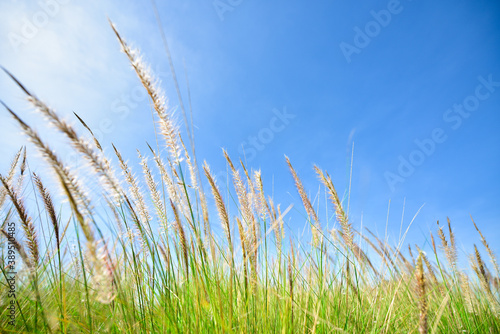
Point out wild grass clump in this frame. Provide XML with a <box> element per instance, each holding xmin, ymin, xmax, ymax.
<box><xmin>0</xmin><ymin>24</ymin><xmax>499</xmax><ymax>333</ymax></box>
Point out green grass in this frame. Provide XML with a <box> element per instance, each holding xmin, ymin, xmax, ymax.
<box><xmin>0</xmin><ymin>23</ymin><xmax>499</xmax><ymax>333</ymax></box>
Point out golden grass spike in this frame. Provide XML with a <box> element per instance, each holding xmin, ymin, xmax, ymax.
<box><xmin>436</xmin><ymin>221</ymin><xmax>456</xmax><ymax>276</ymax></box>
<box><xmin>33</xmin><ymin>173</ymin><xmax>60</xmax><ymax>251</ymax></box>
<box><xmin>286</xmin><ymin>158</ymin><xmax>321</xmax><ymax>247</ymax></box>
<box><xmin>223</xmin><ymin>150</ymin><xmax>254</xmax><ymax>227</ymax></box>
<box><xmin>274</xmin><ymin>204</ymin><xmax>283</xmax><ymax>254</ymax></box>
<box><xmin>223</xmin><ymin>150</ymin><xmax>258</xmax><ymax>279</ymax></box>
<box><xmin>415</xmin><ymin>245</ymin><xmax>439</xmax><ymax>288</ymax></box>
<box><xmin>474</xmin><ymin>244</ymin><xmax>490</xmax><ymax>292</ymax></box>
<box><xmin>242</xmin><ymin>162</ymin><xmax>261</xmax><ymax>248</ymax></box>
<box><xmin>149</xmin><ymin>147</ymin><xmax>184</xmax><ymax>214</ymax></box>
<box><xmin>471</xmin><ymin>245</ymin><xmax>499</xmax><ymax>312</ymax></box>
<box><xmin>459</xmin><ymin>272</ymin><xmax>474</xmax><ymax>313</ymax></box>
<box><xmin>0</xmin><ymin>175</ymin><xmax>38</xmax><ymax>267</ymax></box>
<box><xmin>447</xmin><ymin>217</ymin><xmax>458</xmax><ymax>272</ymax></box>
<box><xmin>415</xmin><ymin>252</ymin><xmax>428</xmax><ymax>334</ymax></box>
<box><xmin>139</xmin><ymin>152</ymin><xmax>167</xmax><ymax>228</ymax></box>
<box><xmin>171</xmin><ymin>199</ymin><xmax>189</xmax><ymax>279</ymax></box>
<box><xmin>254</xmin><ymin>170</ymin><xmax>272</xmax><ymax>220</ymax></box>
<box><xmin>203</xmin><ymin>162</ymin><xmax>232</xmax><ymax>255</ymax></box>
<box><xmin>471</xmin><ymin>216</ymin><xmax>500</xmax><ymax>279</ymax></box>
<box><xmin>236</xmin><ymin>217</ymin><xmax>249</xmax><ymax>295</ymax></box>
<box><xmin>430</xmin><ymin>232</ymin><xmax>437</xmax><ymax>257</ymax></box>
<box><xmin>114</xmin><ymin>145</ymin><xmax>151</xmax><ymax>229</ymax></box>
<box><xmin>314</xmin><ymin>165</ymin><xmax>352</xmax><ymax>249</ymax></box>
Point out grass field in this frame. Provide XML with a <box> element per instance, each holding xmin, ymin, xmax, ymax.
<box><xmin>0</xmin><ymin>24</ymin><xmax>499</xmax><ymax>333</ymax></box>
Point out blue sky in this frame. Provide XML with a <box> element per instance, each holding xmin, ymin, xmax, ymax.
<box><xmin>1</xmin><ymin>0</ymin><xmax>499</xmax><ymax>260</ymax></box>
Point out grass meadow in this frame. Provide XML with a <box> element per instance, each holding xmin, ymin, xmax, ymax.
<box><xmin>0</xmin><ymin>23</ymin><xmax>499</xmax><ymax>333</ymax></box>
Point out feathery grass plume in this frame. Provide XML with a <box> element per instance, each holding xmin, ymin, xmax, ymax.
<box><xmin>314</xmin><ymin>165</ymin><xmax>351</xmax><ymax>248</ymax></box>
<box><xmin>1</xmin><ymin>102</ymin><xmax>93</xmax><ymax>219</ymax></box>
<box><xmin>240</xmin><ymin>161</ymin><xmax>258</xmax><ymax>217</ymax></box>
<box><xmin>0</xmin><ymin>174</ymin><xmax>38</xmax><ymax>267</ymax></box>
<box><xmin>430</xmin><ymin>232</ymin><xmax>436</xmax><ymax>253</ymax></box>
<box><xmin>171</xmin><ymin>200</ymin><xmax>189</xmax><ymax>279</ymax></box>
<box><xmin>286</xmin><ymin>157</ymin><xmax>321</xmax><ymax>247</ymax></box>
<box><xmin>202</xmin><ymin>160</ymin><xmax>235</xmax><ymax>320</ymax></box>
<box><xmin>254</xmin><ymin>170</ymin><xmax>272</xmax><ymax>220</ymax></box>
<box><xmin>203</xmin><ymin>162</ymin><xmax>232</xmax><ymax>254</ymax></box>
<box><xmin>446</xmin><ymin>217</ymin><xmax>457</xmax><ymax>259</ymax></box>
<box><xmin>149</xmin><ymin>145</ymin><xmax>190</xmax><ymax>220</ymax></box>
<box><xmin>236</xmin><ymin>216</ymin><xmax>249</xmax><ymax>294</ymax></box>
<box><xmin>471</xmin><ymin>245</ymin><xmax>499</xmax><ymax>312</ymax></box>
<box><xmin>273</xmin><ymin>204</ymin><xmax>283</xmax><ymax>254</ymax></box>
<box><xmin>459</xmin><ymin>271</ymin><xmax>474</xmax><ymax>313</ymax></box>
<box><xmin>436</xmin><ymin>220</ymin><xmax>457</xmax><ymax>277</ymax></box>
<box><xmin>223</xmin><ymin>150</ymin><xmax>258</xmax><ymax>282</ymax></box>
<box><xmin>92</xmin><ymin>241</ymin><xmax>116</xmax><ymax>304</ymax></box>
<box><xmin>2</xmin><ymin>69</ymin><xmax>124</xmax><ymax>204</ymax></box>
<box><xmin>473</xmin><ymin>244</ymin><xmax>491</xmax><ymax>293</ymax></box>
<box><xmin>0</xmin><ymin>146</ymin><xmax>23</xmax><ymax>209</ymax></box>
<box><xmin>199</xmin><ymin>185</ymin><xmax>211</xmax><ymax>241</ymax></box>
<box><xmin>415</xmin><ymin>252</ymin><xmax>428</xmax><ymax>334</ymax></box>
<box><xmin>179</xmin><ymin>138</ymin><xmax>211</xmax><ymax>239</ymax></box>
<box><xmin>415</xmin><ymin>245</ymin><xmax>438</xmax><ymax>288</ymax></box>
<box><xmin>150</xmin><ymin>147</ymin><xmax>177</xmax><ymax>199</ymax></box>
<box><xmin>113</xmin><ymin>145</ymin><xmax>151</xmax><ymax>232</ymax></box>
<box><xmin>471</xmin><ymin>216</ymin><xmax>500</xmax><ymax>279</ymax></box>
<box><xmin>447</xmin><ymin>217</ymin><xmax>458</xmax><ymax>271</ymax></box>
<box><xmin>110</xmin><ymin>21</ymin><xmax>182</xmax><ymax>165</ymax></box>
<box><xmin>33</xmin><ymin>173</ymin><xmax>60</xmax><ymax>251</ymax></box>
<box><xmin>223</xmin><ymin>151</ymin><xmax>255</xmax><ymax>237</ymax></box>
<box><xmin>139</xmin><ymin>151</ymin><xmax>167</xmax><ymax>226</ymax></box>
